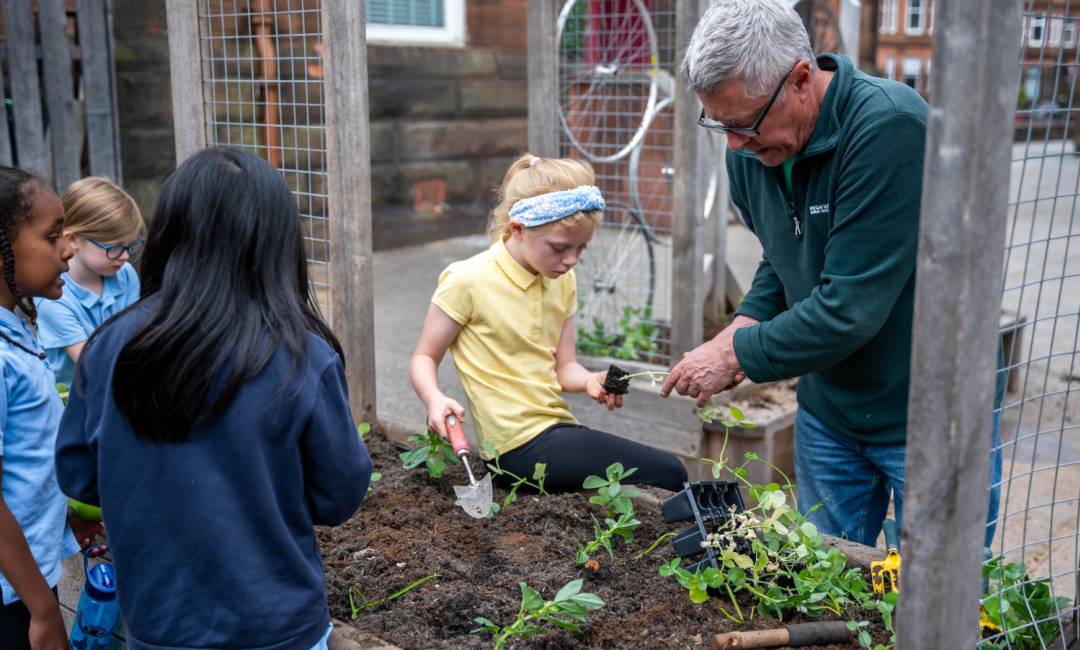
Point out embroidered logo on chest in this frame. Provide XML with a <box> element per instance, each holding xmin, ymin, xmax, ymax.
<box><xmin>808</xmin><ymin>203</ymin><xmax>830</xmax><ymax>216</ymax></box>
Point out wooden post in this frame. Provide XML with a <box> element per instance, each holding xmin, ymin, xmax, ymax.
<box><xmin>895</xmin><ymin>2</ymin><xmax>1022</xmax><ymax>648</ymax></box>
<box><xmin>322</xmin><ymin>1</ymin><xmax>378</xmax><ymax>423</ymax></box>
<box><xmin>838</xmin><ymin>0</ymin><xmax>861</xmax><ymax>61</ymax></box>
<box><xmin>76</xmin><ymin>0</ymin><xmax>121</xmax><ymax>180</ymax></box>
<box><xmin>528</xmin><ymin>0</ymin><xmax>559</xmax><ymax>157</ymax></box>
<box><xmin>703</xmin><ymin>134</ymin><xmax>729</xmax><ymax>325</ymax></box>
<box><xmin>40</xmin><ymin>0</ymin><xmax>80</xmax><ymax>192</ymax></box>
<box><xmin>165</xmin><ymin>0</ymin><xmax>207</xmax><ymax>163</ymax></box>
<box><xmin>0</xmin><ymin>50</ymin><xmax>12</xmax><ymax>167</ymax></box>
<box><xmin>4</xmin><ymin>0</ymin><xmax>48</xmax><ymax>179</ymax></box>
<box><xmin>670</xmin><ymin>0</ymin><xmax>705</xmax><ymax>360</ymax></box>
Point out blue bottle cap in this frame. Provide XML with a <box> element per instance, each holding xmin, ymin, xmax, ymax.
<box><xmin>86</xmin><ymin>562</ymin><xmax>117</xmax><ymax>601</ymax></box>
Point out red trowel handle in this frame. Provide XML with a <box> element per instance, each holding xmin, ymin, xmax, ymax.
<box><xmin>446</xmin><ymin>414</ymin><xmax>469</xmax><ymax>456</ymax></box>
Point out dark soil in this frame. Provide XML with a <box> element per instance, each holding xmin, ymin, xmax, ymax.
<box><xmin>319</xmin><ymin>428</ymin><xmax>889</xmax><ymax>649</ymax></box>
<box><xmin>602</xmin><ymin>364</ymin><xmax>631</xmax><ymax>395</ymax></box>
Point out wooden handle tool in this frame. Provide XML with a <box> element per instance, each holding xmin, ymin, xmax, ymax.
<box><xmin>714</xmin><ymin>621</ymin><xmax>854</xmax><ymax>649</ymax></box>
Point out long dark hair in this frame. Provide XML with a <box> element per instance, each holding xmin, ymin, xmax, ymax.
<box><xmin>108</xmin><ymin>147</ymin><xmax>342</xmax><ymax>443</ymax></box>
<box><xmin>0</xmin><ymin>167</ymin><xmax>41</xmax><ymax>325</ymax></box>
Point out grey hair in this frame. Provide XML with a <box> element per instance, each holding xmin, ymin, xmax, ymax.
<box><xmin>681</xmin><ymin>0</ymin><xmax>815</xmax><ymax>98</ymax></box>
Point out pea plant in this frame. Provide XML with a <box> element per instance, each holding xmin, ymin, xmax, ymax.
<box><xmin>576</xmin><ymin>510</ymin><xmax>641</xmax><ymax>566</ymax></box>
<box><xmin>482</xmin><ymin>442</ymin><xmax>547</xmax><ymax>516</ymax></box>
<box><xmin>399</xmin><ymin>429</ymin><xmax>460</xmax><ymax>479</ymax></box>
<box><xmin>583</xmin><ymin>462</ymin><xmax>642</xmax><ymax>517</ymax></box>
<box><xmin>979</xmin><ymin>556</ymin><xmax>1071</xmax><ymax>649</ymax></box>
<box><xmin>357</xmin><ymin>423</ymin><xmax>381</xmax><ymax>496</ymax></box>
<box><xmin>472</xmin><ymin>579</ymin><xmax>604</xmax><ymax>650</ymax></box>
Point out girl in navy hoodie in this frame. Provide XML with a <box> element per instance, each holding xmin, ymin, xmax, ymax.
<box><xmin>55</xmin><ymin>147</ymin><xmax>372</xmax><ymax>650</ymax></box>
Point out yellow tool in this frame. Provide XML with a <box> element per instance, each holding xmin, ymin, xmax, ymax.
<box><xmin>871</xmin><ymin>519</ymin><xmax>901</xmax><ymax>595</ymax></box>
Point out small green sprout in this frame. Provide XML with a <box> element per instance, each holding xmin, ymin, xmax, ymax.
<box><xmin>575</xmin><ymin>510</ymin><xmax>641</xmax><ymax>565</ymax></box>
<box><xmin>482</xmin><ymin>442</ymin><xmax>547</xmax><ymax>516</ymax></box>
<box><xmin>471</xmin><ymin>579</ymin><xmax>604</xmax><ymax>650</ymax></box>
<box><xmin>582</xmin><ymin>462</ymin><xmax>642</xmax><ymax>518</ymax></box>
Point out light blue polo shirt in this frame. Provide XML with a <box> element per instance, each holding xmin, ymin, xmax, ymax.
<box><xmin>0</xmin><ymin>307</ymin><xmax>78</xmax><ymax>604</ymax></box>
<box><xmin>34</xmin><ymin>263</ymin><xmax>140</xmax><ymax>386</ymax></box>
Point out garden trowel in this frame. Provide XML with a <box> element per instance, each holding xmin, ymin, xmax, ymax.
<box><xmin>446</xmin><ymin>414</ymin><xmax>492</xmax><ymax>518</ymax></box>
<box><xmin>871</xmin><ymin>518</ymin><xmax>901</xmax><ymax>594</ymax></box>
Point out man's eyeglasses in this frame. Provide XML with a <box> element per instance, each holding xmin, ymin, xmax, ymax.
<box><xmin>89</xmin><ymin>238</ymin><xmax>144</xmax><ymax>260</ymax></box>
<box><xmin>698</xmin><ymin>62</ymin><xmax>799</xmax><ymax>137</ymax></box>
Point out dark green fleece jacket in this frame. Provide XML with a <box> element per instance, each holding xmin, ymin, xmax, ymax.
<box><xmin>730</xmin><ymin>54</ymin><xmax>927</xmax><ymax>445</ymax></box>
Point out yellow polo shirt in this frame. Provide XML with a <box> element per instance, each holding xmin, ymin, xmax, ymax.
<box><xmin>432</xmin><ymin>239</ymin><xmax>578</xmax><ymax>457</ymax></box>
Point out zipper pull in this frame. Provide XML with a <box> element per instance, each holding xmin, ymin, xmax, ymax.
<box><xmin>789</xmin><ymin>202</ymin><xmax>802</xmax><ymax>239</ymax></box>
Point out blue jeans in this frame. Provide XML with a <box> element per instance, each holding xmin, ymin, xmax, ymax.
<box><xmin>794</xmin><ymin>408</ymin><xmax>1003</xmax><ymax>549</ymax></box>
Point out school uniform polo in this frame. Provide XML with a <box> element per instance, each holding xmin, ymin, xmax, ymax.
<box><xmin>0</xmin><ymin>307</ymin><xmax>78</xmax><ymax>605</ymax></box>
<box><xmin>35</xmin><ymin>262</ymin><xmax>140</xmax><ymax>387</ymax></box>
<box><xmin>432</xmin><ymin>238</ymin><xmax>577</xmax><ymax>457</ymax></box>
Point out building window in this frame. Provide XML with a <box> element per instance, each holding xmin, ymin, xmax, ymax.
<box><xmin>905</xmin><ymin>0</ymin><xmax>925</xmax><ymax>35</ymax></box>
<box><xmin>1029</xmin><ymin>15</ymin><xmax>1046</xmax><ymax>48</ymax></box>
<box><xmin>903</xmin><ymin>58</ymin><xmax>921</xmax><ymax>92</ymax></box>
<box><xmin>1065</xmin><ymin>18</ymin><xmax>1077</xmax><ymax>48</ymax></box>
<box><xmin>885</xmin><ymin>58</ymin><xmax>896</xmax><ymax>80</ymax></box>
<box><xmin>880</xmin><ymin>0</ymin><xmax>898</xmax><ymax>34</ymax></box>
<box><xmin>366</xmin><ymin>0</ymin><xmax>465</xmax><ymax>46</ymax></box>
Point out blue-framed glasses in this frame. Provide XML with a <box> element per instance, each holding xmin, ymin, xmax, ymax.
<box><xmin>89</xmin><ymin>238</ymin><xmax>144</xmax><ymax>260</ymax></box>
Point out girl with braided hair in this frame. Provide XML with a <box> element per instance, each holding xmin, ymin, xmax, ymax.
<box><xmin>0</xmin><ymin>167</ymin><xmax>83</xmax><ymax>650</ymax></box>
<box><xmin>35</xmin><ymin>177</ymin><xmax>143</xmax><ymax>386</ymax></box>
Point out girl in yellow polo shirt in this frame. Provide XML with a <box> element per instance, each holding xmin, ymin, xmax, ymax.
<box><xmin>409</xmin><ymin>153</ymin><xmax>687</xmax><ymax>492</ymax></box>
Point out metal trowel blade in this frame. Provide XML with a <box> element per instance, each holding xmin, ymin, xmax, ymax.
<box><xmin>454</xmin><ymin>472</ymin><xmax>493</xmax><ymax>518</ymax></box>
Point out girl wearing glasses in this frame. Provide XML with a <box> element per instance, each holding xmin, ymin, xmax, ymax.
<box><xmin>35</xmin><ymin>177</ymin><xmax>144</xmax><ymax>386</ymax></box>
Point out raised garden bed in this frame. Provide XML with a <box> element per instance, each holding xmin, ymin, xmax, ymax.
<box><xmin>318</xmin><ymin>428</ymin><xmax>891</xmax><ymax>649</ymax></box>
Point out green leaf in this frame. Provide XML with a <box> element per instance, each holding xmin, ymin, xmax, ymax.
<box><xmin>712</xmin><ymin>464</ymin><xmax>722</xmax><ymax>479</ymax></box>
<box><xmin>482</xmin><ymin>441</ymin><xmax>499</xmax><ymax>458</ymax></box>
<box><xmin>576</xmin><ymin>547</ymin><xmax>588</xmax><ymax>565</ymax></box>
<box><xmin>427</xmin><ymin>455</ymin><xmax>446</xmax><ymax>479</ymax></box>
<box><xmin>356</xmin><ymin>422</ymin><xmax>371</xmax><ymax>438</ymax></box>
<box><xmin>399</xmin><ymin>446</ymin><xmax>428</xmax><ymax>469</ymax></box>
<box><xmin>532</xmin><ymin>463</ymin><xmax>547</xmax><ymax>481</ymax></box>
<box><xmin>554</xmin><ymin>579</ymin><xmax>583</xmax><ymax>602</ymax></box>
<box><xmin>744</xmin><ymin>451</ymin><xmax>759</xmax><ymax>461</ymax></box>
<box><xmin>622</xmin><ymin>466</ymin><xmax>638</xmax><ymax>479</ymax></box>
<box><xmin>582</xmin><ymin>475</ymin><xmax>608</xmax><ymax>489</ymax></box>
<box><xmin>729</xmin><ymin>406</ymin><xmax>745</xmax><ymax>421</ymax></box>
<box><xmin>547</xmin><ymin>618</ymin><xmax>582</xmax><ymax>633</ymax></box>
<box><xmin>607</xmin><ymin>463</ymin><xmax>625</xmax><ymax>480</ymax></box>
<box><xmin>689</xmin><ymin>585</ymin><xmax>710</xmax><ymax>604</ymax></box>
<box><xmin>607</xmin><ymin>482</ymin><xmax>622</xmax><ymax>498</ymax></box>
<box><xmin>732</xmin><ymin>467</ymin><xmax>748</xmax><ymax>479</ymax></box>
<box><xmin>588</xmin><ymin>495</ymin><xmax>609</xmax><ymax>506</ymax></box>
<box><xmin>520</xmin><ymin>583</ymin><xmax>544</xmax><ymax>611</ymax></box>
<box><xmin>571</xmin><ymin>592</ymin><xmax>605</xmax><ymax>609</ymax></box>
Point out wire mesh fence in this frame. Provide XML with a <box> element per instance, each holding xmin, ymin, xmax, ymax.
<box><xmin>982</xmin><ymin>1</ymin><xmax>1080</xmax><ymax>646</ymax></box>
<box><xmin>198</xmin><ymin>0</ymin><xmax>332</xmax><ymax>317</ymax></box>
<box><xmin>556</xmin><ymin>0</ymin><xmax>680</xmax><ymax>365</ymax></box>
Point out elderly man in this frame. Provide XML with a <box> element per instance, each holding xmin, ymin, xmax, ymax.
<box><xmin>661</xmin><ymin>0</ymin><xmax>932</xmax><ymax>547</ymax></box>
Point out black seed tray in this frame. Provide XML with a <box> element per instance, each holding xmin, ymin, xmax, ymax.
<box><xmin>662</xmin><ymin>480</ymin><xmax>747</xmax><ymax>573</ymax></box>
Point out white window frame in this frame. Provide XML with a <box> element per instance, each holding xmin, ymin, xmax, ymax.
<box><xmin>366</xmin><ymin>0</ymin><xmax>466</xmax><ymax>47</ymax></box>
<box><xmin>902</xmin><ymin>58</ymin><xmax>921</xmax><ymax>91</ymax></box>
<box><xmin>905</xmin><ymin>0</ymin><xmax>925</xmax><ymax>35</ymax></box>
<box><xmin>880</xmin><ymin>0</ymin><xmax>898</xmax><ymax>34</ymax></box>
<box><xmin>885</xmin><ymin>58</ymin><xmax>896</xmax><ymax>80</ymax></box>
<box><xmin>1050</xmin><ymin>16</ymin><xmax>1063</xmax><ymax>47</ymax></box>
<box><xmin>1065</xmin><ymin>18</ymin><xmax>1077</xmax><ymax>48</ymax></box>
<box><xmin>1029</xmin><ymin>15</ymin><xmax>1046</xmax><ymax>48</ymax></box>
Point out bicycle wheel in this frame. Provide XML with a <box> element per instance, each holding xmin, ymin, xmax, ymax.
<box><xmin>575</xmin><ymin>201</ymin><xmax>657</xmax><ymax>332</ymax></box>
<box><xmin>557</xmin><ymin>0</ymin><xmax>660</xmax><ymax>163</ymax></box>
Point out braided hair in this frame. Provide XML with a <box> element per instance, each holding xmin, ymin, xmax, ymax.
<box><xmin>0</xmin><ymin>167</ymin><xmax>46</xmax><ymax>360</ymax></box>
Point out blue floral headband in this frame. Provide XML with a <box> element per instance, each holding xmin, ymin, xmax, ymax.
<box><xmin>508</xmin><ymin>185</ymin><xmax>605</xmax><ymax>228</ymax></box>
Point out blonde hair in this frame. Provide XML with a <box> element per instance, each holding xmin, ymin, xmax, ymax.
<box><xmin>62</xmin><ymin>177</ymin><xmax>144</xmax><ymax>242</ymax></box>
<box><xmin>487</xmin><ymin>153</ymin><xmax>603</xmax><ymax>241</ymax></box>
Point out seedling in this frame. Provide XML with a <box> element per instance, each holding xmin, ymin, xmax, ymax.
<box><xmin>348</xmin><ymin>573</ymin><xmax>441</xmax><ymax>618</ymax></box>
<box><xmin>583</xmin><ymin>462</ymin><xmax>642</xmax><ymax>517</ymax></box>
<box><xmin>56</xmin><ymin>382</ymin><xmax>69</xmax><ymax>405</ymax></box>
<box><xmin>472</xmin><ymin>579</ymin><xmax>604</xmax><ymax>650</ymax></box>
<box><xmin>979</xmin><ymin>556</ymin><xmax>1070</xmax><ymax>649</ymax></box>
<box><xmin>356</xmin><ymin>423</ymin><xmax>382</xmax><ymax>496</ymax></box>
<box><xmin>599</xmin><ymin>364</ymin><xmax>668</xmax><ymax>396</ymax></box>
<box><xmin>482</xmin><ymin>442</ymin><xmax>548</xmax><ymax>516</ymax></box>
<box><xmin>575</xmin><ymin>510</ymin><xmax>641</xmax><ymax>565</ymax></box>
<box><xmin>399</xmin><ymin>430</ymin><xmax>459</xmax><ymax>479</ymax></box>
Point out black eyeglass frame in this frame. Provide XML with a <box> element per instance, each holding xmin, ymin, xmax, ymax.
<box><xmin>697</xmin><ymin>62</ymin><xmax>800</xmax><ymax>137</ymax></box>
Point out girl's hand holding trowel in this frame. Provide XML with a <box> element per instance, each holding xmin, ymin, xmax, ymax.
<box><xmin>424</xmin><ymin>393</ymin><xmax>466</xmax><ymax>440</ymax></box>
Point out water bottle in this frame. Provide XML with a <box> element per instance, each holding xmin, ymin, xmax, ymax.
<box><xmin>69</xmin><ymin>544</ymin><xmax>119</xmax><ymax>650</ymax></box>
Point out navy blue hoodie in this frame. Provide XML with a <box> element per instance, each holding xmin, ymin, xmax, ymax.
<box><xmin>55</xmin><ymin>302</ymin><xmax>371</xmax><ymax>650</ymax></box>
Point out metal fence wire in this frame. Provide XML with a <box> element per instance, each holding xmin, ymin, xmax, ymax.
<box><xmin>198</xmin><ymin>0</ymin><xmax>331</xmax><ymax>317</ymax></box>
<box><xmin>983</xmin><ymin>1</ymin><xmax>1080</xmax><ymax>647</ymax></box>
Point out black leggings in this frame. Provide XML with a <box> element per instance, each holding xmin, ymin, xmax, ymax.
<box><xmin>0</xmin><ymin>588</ymin><xmax>59</xmax><ymax>650</ymax></box>
<box><xmin>498</xmin><ymin>423</ymin><xmax>688</xmax><ymax>493</ymax></box>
